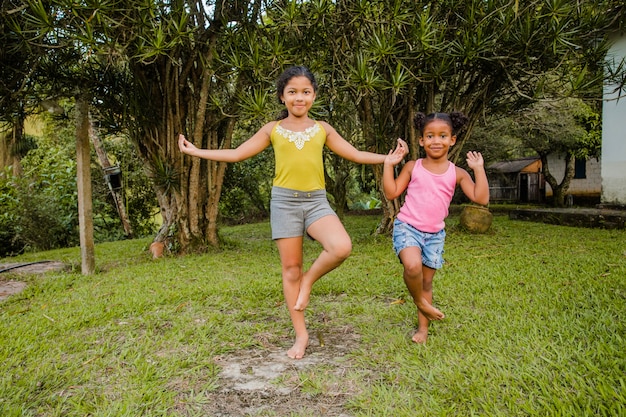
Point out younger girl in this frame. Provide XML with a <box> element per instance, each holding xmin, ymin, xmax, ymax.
<box><xmin>179</xmin><ymin>66</ymin><xmax>408</xmax><ymax>358</ymax></box>
<box><xmin>383</xmin><ymin>111</ymin><xmax>489</xmax><ymax>344</ymax></box>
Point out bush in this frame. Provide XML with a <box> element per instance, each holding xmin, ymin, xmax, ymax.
<box><xmin>13</xmin><ymin>143</ymin><xmax>80</xmax><ymax>251</ymax></box>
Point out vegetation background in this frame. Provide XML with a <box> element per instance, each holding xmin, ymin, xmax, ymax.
<box><xmin>2</xmin><ymin>0</ymin><xmax>624</xmax><ymax>258</ymax></box>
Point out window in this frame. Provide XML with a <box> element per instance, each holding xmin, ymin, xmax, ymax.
<box><xmin>574</xmin><ymin>158</ymin><xmax>586</xmax><ymax>179</ymax></box>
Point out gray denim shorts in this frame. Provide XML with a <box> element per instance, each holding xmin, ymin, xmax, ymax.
<box><xmin>392</xmin><ymin>218</ymin><xmax>446</xmax><ymax>269</ymax></box>
<box><xmin>270</xmin><ymin>186</ymin><xmax>336</xmax><ymax>240</ymax></box>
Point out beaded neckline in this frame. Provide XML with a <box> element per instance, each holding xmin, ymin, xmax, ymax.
<box><xmin>275</xmin><ymin>122</ymin><xmax>320</xmax><ymax>150</ymax></box>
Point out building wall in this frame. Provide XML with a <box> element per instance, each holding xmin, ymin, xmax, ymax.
<box><xmin>544</xmin><ymin>154</ymin><xmax>601</xmax><ymax>197</ymax></box>
<box><xmin>601</xmin><ymin>32</ymin><xmax>626</xmax><ymax>205</ymax></box>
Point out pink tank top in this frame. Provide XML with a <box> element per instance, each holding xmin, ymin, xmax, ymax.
<box><xmin>397</xmin><ymin>159</ymin><xmax>457</xmax><ymax>233</ymax></box>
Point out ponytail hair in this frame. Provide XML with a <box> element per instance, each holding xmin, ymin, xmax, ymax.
<box><xmin>413</xmin><ymin>111</ymin><xmax>469</xmax><ymax>136</ymax></box>
<box><xmin>275</xmin><ymin>66</ymin><xmax>318</xmax><ymax>121</ymax></box>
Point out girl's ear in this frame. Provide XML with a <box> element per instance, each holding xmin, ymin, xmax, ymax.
<box><xmin>450</xmin><ymin>135</ymin><xmax>457</xmax><ymax>146</ymax></box>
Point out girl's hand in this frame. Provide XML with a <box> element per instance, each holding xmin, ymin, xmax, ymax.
<box><xmin>396</xmin><ymin>138</ymin><xmax>409</xmax><ymax>157</ymax></box>
<box><xmin>178</xmin><ymin>133</ymin><xmax>197</xmax><ymax>155</ymax></box>
<box><xmin>466</xmin><ymin>151</ymin><xmax>484</xmax><ymax>170</ymax></box>
<box><xmin>385</xmin><ymin>138</ymin><xmax>408</xmax><ymax>166</ymax></box>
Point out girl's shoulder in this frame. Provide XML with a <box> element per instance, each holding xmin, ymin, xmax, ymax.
<box><xmin>263</xmin><ymin>120</ymin><xmax>279</xmax><ymax>133</ymax></box>
<box><xmin>402</xmin><ymin>159</ymin><xmax>417</xmax><ymax>173</ymax></box>
<box><xmin>316</xmin><ymin>120</ymin><xmax>331</xmax><ymax>134</ymax></box>
<box><xmin>455</xmin><ymin>165</ymin><xmax>471</xmax><ymax>183</ymax></box>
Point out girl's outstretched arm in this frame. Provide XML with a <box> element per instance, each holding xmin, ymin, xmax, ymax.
<box><xmin>322</xmin><ymin>121</ymin><xmax>408</xmax><ymax>164</ymax></box>
<box><xmin>178</xmin><ymin>122</ymin><xmax>274</xmax><ymax>162</ymax></box>
<box><xmin>457</xmin><ymin>151</ymin><xmax>489</xmax><ymax>205</ymax></box>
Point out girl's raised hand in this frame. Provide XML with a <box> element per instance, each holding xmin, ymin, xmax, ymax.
<box><xmin>385</xmin><ymin>138</ymin><xmax>408</xmax><ymax>166</ymax></box>
<box><xmin>178</xmin><ymin>133</ymin><xmax>197</xmax><ymax>155</ymax></box>
<box><xmin>396</xmin><ymin>138</ymin><xmax>409</xmax><ymax>157</ymax></box>
<box><xmin>466</xmin><ymin>151</ymin><xmax>484</xmax><ymax>170</ymax></box>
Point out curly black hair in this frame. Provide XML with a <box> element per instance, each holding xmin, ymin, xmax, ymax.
<box><xmin>413</xmin><ymin>112</ymin><xmax>469</xmax><ymax>136</ymax></box>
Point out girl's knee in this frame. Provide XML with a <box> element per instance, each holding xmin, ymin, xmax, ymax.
<box><xmin>403</xmin><ymin>262</ymin><xmax>423</xmax><ymax>278</ymax></box>
<box><xmin>282</xmin><ymin>264</ymin><xmax>302</xmax><ymax>283</ymax></box>
<box><xmin>331</xmin><ymin>239</ymin><xmax>352</xmax><ymax>261</ymax></box>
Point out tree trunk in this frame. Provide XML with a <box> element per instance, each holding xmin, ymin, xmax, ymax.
<box><xmin>75</xmin><ymin>93</ymin><xmax>95</xmax><ymax>275</ymax></box>
<box><xmin>0</xmin><ymin>120</ymin><xmax>25</xmax><ymax>176</ymax></box>
<box><xmin>541</xmin><ymin>152</ymin><xmax>575</xmax><ymax>207</ymax></box>
<box><xmin>135</xmin><ymin>57</ymin><xmax>237</xmax><ymax>254</ymax></box>
<box><xmin>357</xmin><ymin>93</ymin><xmax>391</xmax><ymax>233</ymax></box>
<box><xmin>204</xmin><ymin>126</ymin><xmax>232</xmax><ymax>247</ymax></box>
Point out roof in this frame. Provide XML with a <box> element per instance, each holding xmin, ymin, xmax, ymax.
<box><xmin>487</xmin><ymin>156</ymin><xmax>540</xmax><ymax>173</ymax></box>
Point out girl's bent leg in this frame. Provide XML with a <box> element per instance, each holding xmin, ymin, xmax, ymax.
<box><xmin>399</xmin><ymin>248</ymin><xmax>444</xmax><ymax>322</ymax></box>
<box><xmin>275</xmin><ymin>236</ymin><xmax>309</xmax><ymax>359</ymax></box>
<box><xmin>294</xmin><ymin>215</ymin><xmax>352</xmax><ymax>311</ymax></box>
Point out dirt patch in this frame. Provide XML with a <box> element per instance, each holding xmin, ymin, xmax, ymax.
<box><xmin>0</xmin><ymin>280</ymin><xmax>28</xmax><ymax>302</ymax></box>
<box><xmin>182</xmin><ymin>326</ymin><xmax>362</xmax><ymax>416</ymax></box>
<box><xmin>0</xmin><ymin>261</ymin><xmax>67</xmax><ymax>301</ymax></box>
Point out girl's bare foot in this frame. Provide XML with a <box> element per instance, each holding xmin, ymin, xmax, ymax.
<box><xmin>412</xmin><ymin>328</ymin><xmax>428</xmax><ymax>344</ymax></box>
<box><xmin>293</xmin><ymin>287</ymin><xmax>311</xmax><ymax>311</ymax></box>
<box><xmin>287</xmin><ymin>334</ymin><xmax>309</xmax><ymax>359</ymax></box>
<box><xmin>417</xmin><ymin>298</ymin><xmax>444</xmax><ymax>321</ymax></box>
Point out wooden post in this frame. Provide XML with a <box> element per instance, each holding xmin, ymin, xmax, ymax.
<box><xmin>75</xmin><ymin>94</ymin><xmax>95</xmax><ymax>274</ymax></box>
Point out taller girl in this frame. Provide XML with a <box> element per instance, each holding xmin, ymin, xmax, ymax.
<box><xmin>179</xmin><ymin>66</ymin><xmax>408</xmax><ymax>359</ymax></box>
<box><xmin>383</xmin><ymin>111</ymin><xmax>489</xmax><ymax>344</ymax></box>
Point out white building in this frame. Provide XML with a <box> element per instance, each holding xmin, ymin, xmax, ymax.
<box><xmin>601</xmin><ymin>31</ymin><xmax>626</xmax><ymax>206</ymax></box>
<box><xmin>544</xmin><ymin>154</ymin><xmax>602</xmax><ymax>203</ymax></box>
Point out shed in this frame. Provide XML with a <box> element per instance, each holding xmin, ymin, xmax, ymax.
<box><xmin>487</xmin><ymin>156</ymin><xmax>544</xmax><ymax>202</ymax></box>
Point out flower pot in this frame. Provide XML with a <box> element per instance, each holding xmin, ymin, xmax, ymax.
<box><xmin>460</xmin><ymin>205</ymin><xmax>493</xmax><ymax>233</ymax></box>
<box><xmin>149</xmin><ymin>241</ymin><xmax>165</xmax><ymax>259</ymax></box>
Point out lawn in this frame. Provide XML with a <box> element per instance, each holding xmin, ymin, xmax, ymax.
<box><xmin>1</xmin><ymin>212</ymin><xmax>624</xmax><ymax>416</ymax></box>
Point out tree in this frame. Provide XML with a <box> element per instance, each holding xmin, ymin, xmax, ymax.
<box><xmin>6</xmin><ymin>0</ymin><xmax>272</xmax><ymax>253</ymax></box>
<box><xmin>3</xmin><ymin>1</ymin><xmax>103</xmax><ymax>271</ymax></box>
<box><xmin>83</xmin><ymin>0</ymin><xmax>283</xmax><ymax>252</ymax></box>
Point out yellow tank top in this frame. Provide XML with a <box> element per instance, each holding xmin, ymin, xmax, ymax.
<box><xmin>270</xmin><ymin>121</ymin><xmax>326</xmax><ymax>191</ymax></box>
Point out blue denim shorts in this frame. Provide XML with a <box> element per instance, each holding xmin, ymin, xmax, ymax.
<box><xmin>270</xmin><ymin>186</ymin><xmax>336</xmax><ymax>240</ymax></box>
<box><xmin>392</xmin><ymin>219</ymin><xmax>446</xmax><ymax>269</ymax></box>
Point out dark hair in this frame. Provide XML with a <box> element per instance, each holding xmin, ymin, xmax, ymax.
<box><xmin>413</xmin><ymin>111</ymin><xmax>469</xmax><ymax>136</ymax></box>
<box><xmin>275</xmin><ymin>66</ymin><xmax>318</xmax><ymax>120</ymax></box>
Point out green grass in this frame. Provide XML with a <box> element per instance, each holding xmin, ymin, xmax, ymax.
<box><xmin>1</xmin><ymin>213</ymin><xmax>625</xmax><ymax>416</ymax></box>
